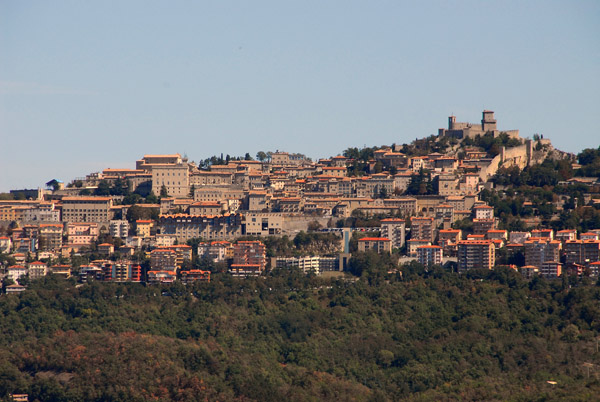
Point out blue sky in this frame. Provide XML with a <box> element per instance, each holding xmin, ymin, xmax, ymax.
<box><xmin>1</xmin><ymin>1</ymin><xmax>599</xmax><ymax>191</ymax></box>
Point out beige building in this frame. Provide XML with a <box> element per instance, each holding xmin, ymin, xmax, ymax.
<box><xmin>244</xmin><ymin>212</ymin><xmax>283</xmax><ymax>236</ymax></box>
<box><xmin>159</xmin><ymin>213</ymin><xmax>243</xmax><ymax>242</ymax></box>
<box><xmin>524</xmin><ymin>238</ymin><xmax>561</xmax><ymax>268</ymax></box>
<box><xmin>230</xmin><ymin>241</ymin><xmax>267</xmax><ymax>276</ymax></box>
<box><xmin>358</xmin><ymin>237</ymin><xmax>392</xmax><ymax>254</ymax></box>
<box><xmin>190</xmin><ymin>171</ymin><xmax>234</xmax><ymax>187</ymax></box>
<box><xmin>28</xmin><ymin>261</ymin><xmax>48</xmax><ymax>280</ymax></box>
<box><xmin>410</xmin><ymin>217</ymin><xmax>435</xmax><ymax>242</ymax></box>
<box><xmin>136</xmin><ymin>154</ymin><xmax>183</xmax><ymax>172</ymax></box>
<box><xmin>38</xmin><ymin>224</ymin><xmax>63</xmax><ymax>251</ymax></box>
<box><xmin>189</xmin><ymin>202</ymin><xmax>223</xmax><ymax>216</ymax></box>
<box><xmin>198</xmin><ymin>241</ymin><xmax>233</xmax><ymax>262</ymax></box>
<box><xmin>150</xmin><ymin>249</ymin><xmax>177</xmax><ymax>270</ymax></box>
<box><xmin>136</xmin><ymin>220</ymin><xmax>154</xmax><ymax>238</ymax></box>
<box><xmin>417</xmin><ymin>245</ymin><xmax>443</xmax><ymax>267</ymax></box>
<box><xmin>380</xmin><ymin>218</ymin><xmax>406</xmax><ymax>249</ymax></box>
<box><xmin>66</xmin><ymin>222</ymin><xmax>99</xmax><ymax>245</ymax></box>
<box><xmin>61</xmin><ymin>196</ymin><xmax>113</xmax><ymax>224</ymax></box>
<box><xmin>457</xmin><ymin>240</ymin><xmax>495</xmax><ymax>272</ymax></box>
<box><xmin>152</xmin><ymin>163</ymin><xmax>191</xmax><ymax>198</ymax></box>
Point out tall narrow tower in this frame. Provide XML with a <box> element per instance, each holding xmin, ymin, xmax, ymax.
<box><xmin>481</xmin><ymin>110</ymin><xmax>497</xmax><ymax>132</ymax></box>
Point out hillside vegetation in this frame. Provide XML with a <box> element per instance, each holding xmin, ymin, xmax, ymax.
<box><xmin>1</xmin><ymin>264</ymin><xmax>600</xmax><ymax>401</ymax></box>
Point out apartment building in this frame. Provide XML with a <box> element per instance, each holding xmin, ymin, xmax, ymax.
<box><xmin>150</xmin><ymin>249</ymin><xmax>177</xmax><ymax>271</ymax></box>
<box><xmin>28</xmin><ymin>261</ymin><xmax>48</xmax><ymax>280</ymax></box>
<box><xmin>275</xmin><ymin>256</ymin><xmax>321</xmax><ymax>275</ymax></box>
<box><xmin>66</xmin><ymin>222</ymin><xmax>99</xmax><ymax>245</ymax></box>
<box><xmin>198</xmin><ymin>241</ymin><xmax>232</xmax><ymax>263</ymax></box>
<box><xmin>358</xmin><ymin>237</ymin><xmax>392</xmax><ymax>254</ymax></box>
<box><xmin>38</xmin><ymin>224</ymin><xmax>63</xmax><ymax>251</ymax></box>
<box><xmin>181</xmin><ymin>270</ymin><xmax>211</xmax><ymax>284</ymax></box>
<box><xmin>457</xmin><ymin>240</ymin><xmax>495</xmax><ymax>272</ymax></box>
<box><xmin>524</xmin><ymin>238</ymin><xmax>561</xmax><ymax>268</ymax></box>
<box><xmin>438</xmin><ymin>229</ymin><xmax>462</xmax><ymax>256</ymax></box>
<box><xmin>473</xmin><ymin>218</ymin><xmax>496</xmax><ymax>235</ymax></box>
<box><xmin>540</xmin><ymin>261</ymin><xmax>562</xmax><ymax>279</ymax></box>
<box><xmin>380</xmin><ymin>218</ymin><xmax>405</xmax><ymax>249</ymax></box>
<box><xmin>230</xmin><ymin>241</ymin><xmax>267</xmax><ymax>276</ymax></box>
<box><xmin>109</xmin><ymin>220</ymin><xmax>130</xmax><ymax>238</ymax></box>
<box><xmin>564</xmin><ymin>240</ymin><xmax>600</xmax><ymax>266</ymax></box>
<box><xmin>407</xmin><ymin>239</ymin><xmax>432</xmax><ymax>257</ymax></box>
<box><xmin>410</xmin><ymin>217</ymin><xmax>435</xmax><ymax>242</ymax></box>
<box><xmin>417</xmin><ymin>245</ymin><xmax>443</xmax><ymax>267</ymax></box>
<box><xmin>136</xmin><ymin>220</ymin><xmax>154</xmax><ymax>238</ymax></box>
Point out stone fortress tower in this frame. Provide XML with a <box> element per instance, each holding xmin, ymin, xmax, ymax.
<box><xmin>440</xmin><ymin>110</ymin><xmax>519</xmax><ymax>140</ymax></box>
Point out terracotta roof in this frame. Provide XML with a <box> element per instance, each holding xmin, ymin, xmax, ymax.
<box><xmin>62</xmin><ymin>196</ymin><xmax>111</xmax><ymax>202</ymax></box>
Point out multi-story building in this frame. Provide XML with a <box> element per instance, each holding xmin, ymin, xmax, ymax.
<box><xmin>180</xmin><ymin>270</ymin><xmax>211</xmax><ymax>284</ymax></box>
<box><xmin>275</xmin><ymin>256</ymin><xmax>321</xmax><ymax>274</ymax></box>
<box><xmin>520</xmin><ymin>265</ymin><xmax>539</xmax><ymax>279</ymax></box>
<box><xmin>61</xmin><ymin>196</ymin><xmax>113</xmax><ymax>224</ymax></box>
<box><xmin>136</xmin><ymin>220</ymin><xmax>154</xmax><ymax>238</ymax></box>
<box><xmin>486</xmin><ymin>230</ymin><xmax>508</xmax><ymax>241</ymax></box>
<box><xmin>198</xmin><ymin>241</ymin><xmax>232</xmax><ymax>263</ymax></box>
<box><xmin>564</xmin><ymin>240</ymin><xmax>600</xmax><ymax>266</ymax></box>
<box><xmin>136</xmin><ymin>154</ymin><xmax>183</xmax><ymax>172</ymax></box>
<box><xmin>380</xmin><ymin>219</ymin><xmax>405</xmax><ymax>249</ymax></box>
<box><xmin>407</xmin><ymin>239</ymin><xmax>432</xmax><ymax>257</ymax></box>
<box><xmin>189</xmin><ymin>202</ymin><xmax>223</xmax><ymax>216</ymax></box>
<box><xmin>540</xmin><ymin>261</ymin><xmax>562</xmax><ymax>279</ymax></box>
<box><xmin>438</xmin><ymin>229</ymin><xmax>462</xmax><ymax>256</ymax></box>
<box><xmin>159</xmin><ymin>213</ymin><xmax>243</xmax><ymax>242</ymax></box>
<box><xmin>473</xmin><ymin>205</ymin><xmax>494</xmax><ymax>220</ymax></box>
<box><xmin>417</xmin><ymin>245</ymin><xmax>443</xmax><ymax>267</ymax></box>
<box><xmin>147</xmin><ymin>270</ymin><xmax>176</xmax><ymax>284</ymax></box>
<box><xmin>151</xmin><ymin>163</ymin><xmax>190</xmax><ymax>198</ymax></box>
<box><xmin>244</xmin><ymin>212</ymin><xmax>283</xmax><ymax>236</ymax></box>
<box><xmin>581</xmin><ymin>232</ymin><xmax>599</xmax><ymax>241</ymax></box>
<box><xmin>105</xmin><ymin>262</ymin><xmax>141</xmax><ymax>282</ymax></box>
<box><xmin>556</xmin><ymin>229</ymin><xmax>577</xmax><ymax>243</ymax></box>
<box><xmin>357</xmin><ymin>237</ymin><xmax>392</xmax><ymax>254</ymax></box>
<box><xmin>22</xmin><ymin>202</ymin><xmax>61</xmax><ymax>223</ymax></box>
<box><xmin>27</xmin><ymin>261</ymin><xmax>48</xmax><ymax>280</ymax></box>
<box><xmin>410</xmin><ymin>217</ymin><xmax>434</xmax><ymax>242</ymax></box>
<box><xmin>434</xmin><ymin>204</ymin><xmax>454</xmax><ymax>229</ymax></box>
<box><xmin>230</xmin><ymin>241</ymin><xmax>267</xmax><ymax>276</ymax></box>
<box><xmin>66</xmin><ymin>222</ymin><xmax>99</xmax><ymax>246</ymax></box>
<box><xmin>38</xmin><ymin>224</ymin><xmax>63</xmax><ymax>251</ymax></box>
<box><xmin>158</xmin><ymin>245</ymin><xmax>193</xmax><ymax>268</ymax></box>
<box><xmin>524</xmin><ymin>238</ymin><xmax>561</xmax><ymax>268</ymax></box>
<box><xmin>531</xmin><ymin>229</ymin><xmax>554</xmax><ymax>241</ymax></box>
<box><xmin>473</xmin><ymin>218</ymin><xmax>496</xmax><ymax>235</ymax></box>
<box><xmin>589</xmin><ymin>261</ymin><xmax>600</xmax><ymax>277</ymax></box>
<box><xmin>509</xmin><ymin>231</ymin><xmax>531</xmax><ymax>244</ymax></box>
<box><xmin>7</xmin><ymin>265</ymin><xmax>27</xmax><ymax>283</ymax></box>
<box><xmin>98</xmin><ymin>243</ymin><xmax>114</xmax><ymax>255</ymax></box>
<box><xmin>457</xmin><ymin>240</ymin><xmax>495</xmax><ymax>272</ymax></box>
<box><xmin>150</xmin><ymin>249</ymin><xmax>177</xmax><ymax>271</ymax></box>
<box><xmin>109</xmin><ymin>220</ymin><xmax>130</xmax><ymax>238</ymax></box>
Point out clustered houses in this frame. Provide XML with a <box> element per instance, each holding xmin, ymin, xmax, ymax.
<box><xmin>1</xmin><ymin>110</ymin><xmax>599</xmax><ymax>290</ymax></box>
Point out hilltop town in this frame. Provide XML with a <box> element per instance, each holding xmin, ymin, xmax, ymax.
<box><xmin>1</xmin><ymin>110</ymin><xmax>600</xmax><ymax>291</ymax></box>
